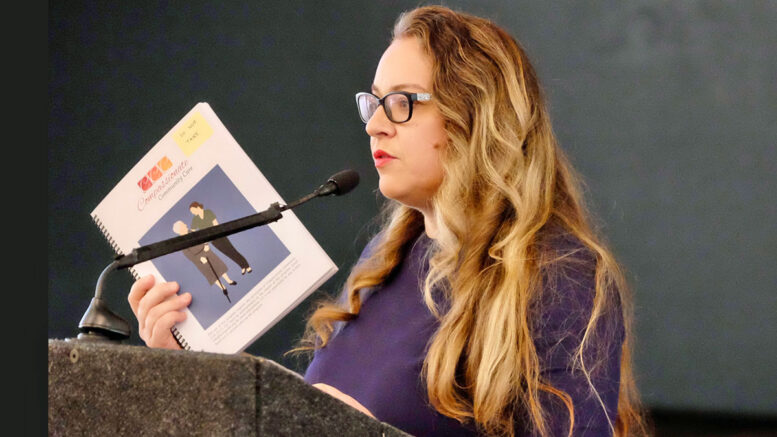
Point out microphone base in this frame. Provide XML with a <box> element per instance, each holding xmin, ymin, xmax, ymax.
<box><xmin>67</xmin><ymin>331</ymin><xmax>124</xmax><ymax>343</ymax></box>
<box><xmin>77</xmin><ymin>297</ymin><xmax>131</xmax><ymax>341</ymax></box>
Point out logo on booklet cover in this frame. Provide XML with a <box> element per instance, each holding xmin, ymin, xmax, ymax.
<box><xmin>137</xmin><ymin>156</ymin><xmax>174</xmax><ymax>192</ymax></box>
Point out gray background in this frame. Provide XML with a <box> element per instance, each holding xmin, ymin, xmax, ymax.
<box><xmin>49</xmin><ymin>1</ymin><xmax>777</xmax><ymax>416</ymax></box>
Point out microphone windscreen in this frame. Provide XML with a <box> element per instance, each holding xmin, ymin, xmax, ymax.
<box><xmin>327</xmin><ymin>169</ymin><xmax>360</xmax><ymax>195</ymax></box>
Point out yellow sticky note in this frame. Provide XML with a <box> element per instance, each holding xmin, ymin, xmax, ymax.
<box><xmin>174</xmin><ymin>111</ymin><xmax>214</xmax><ymax>156</ymax></box>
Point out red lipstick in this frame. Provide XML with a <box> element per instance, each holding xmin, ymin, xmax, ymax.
<box><xmin>372</xmin><ymin>149</ymin><xmax>396</xmax><ymax>168</ymax></box>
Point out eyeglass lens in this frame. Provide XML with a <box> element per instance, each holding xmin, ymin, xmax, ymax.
<box><xmin>357</xmin><ymin>93</ymin><xmax>412</xmax><ymax>123</ymax></box>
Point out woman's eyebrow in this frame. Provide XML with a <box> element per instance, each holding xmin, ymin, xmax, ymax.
<box><xmin>371</xmin><ymin>83</ymin><xmax>428</xmax><ymax>94</ymax></box>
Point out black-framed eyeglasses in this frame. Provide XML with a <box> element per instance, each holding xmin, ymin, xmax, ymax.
<box><xmin>355</xmin><ymin>91</ymin><xmax>432</xmax><ymax>124</ymax></box>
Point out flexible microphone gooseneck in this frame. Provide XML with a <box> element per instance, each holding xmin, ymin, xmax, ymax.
<box><xmin>73</xmin><ymin>169</ymin><xmax>360</xmax><ymax>342</ymax></box>
<box><xmin>114</xmin><ymin>169</ymin><xmax>359</xmax><ymax>270</ymax></box>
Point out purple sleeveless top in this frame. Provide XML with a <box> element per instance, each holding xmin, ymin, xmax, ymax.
<box><xmin>304</xmin><ymin>232</ymin><xmax>623</xmax><ymax>436</ymax></box>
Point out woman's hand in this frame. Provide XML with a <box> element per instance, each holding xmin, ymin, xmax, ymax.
<box><xmin>128</xmin><ymin>274</ymin><xmax>191</xmax><ymax>350</ymax></box>
<box><xmin>312</xmin><ymin>383</ymin><xmax>375</xmax><ymax>418</ymax></box>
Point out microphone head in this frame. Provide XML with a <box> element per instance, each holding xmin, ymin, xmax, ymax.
<box><xmin>327</xmin><ymin>169</ymin><xmax>360</xmax><ymax>195</ymax></box>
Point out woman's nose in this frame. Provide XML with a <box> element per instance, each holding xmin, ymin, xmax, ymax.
<box><xmin>365</xmin><ymin>105</ymin><xmax>395</xmax><ymax>138</ymax></box>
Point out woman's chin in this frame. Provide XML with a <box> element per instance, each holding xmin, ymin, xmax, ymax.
<box><xmin>378</xmin><ymin>184</ymin><xmax>399</xmax><ymax>202</ymax></box>
<box><xmin>378</xmin><ymin>182</ymin><xmax>407</xmax><ymax>204</ymax></box>
<box><xmin>378</xmin><ymin>180</ymin><xmax>437</xmax><ymax>211</ymax></box>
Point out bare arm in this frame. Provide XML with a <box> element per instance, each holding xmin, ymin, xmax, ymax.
<box><xmin>312</xmin><ymin>383</ymin><xmax>376</xmax><ymax>418</ymax></box>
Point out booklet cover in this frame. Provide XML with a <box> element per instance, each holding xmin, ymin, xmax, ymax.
<box><xmin>91</xmin><ymin>102</ymin><xmax>338</xmax><ymax>354</ymax></box>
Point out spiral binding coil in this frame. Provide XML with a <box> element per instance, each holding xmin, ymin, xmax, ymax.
<box><xmin>92</xmin><ymin>213</ymin><xmax>191</xmax><ymax>350</ymax></box>
<box><xmin>172</xmin><ymin>327</ymin><xmax>191</xmax><ymax>350</ymax></box>
<box><xmin>92</xmin><ymin>215</ymin><xmax>122</xmax><ymax>255</ymax></box>
<box><xmin>92</xmin><ymin>215</ymin><xmax>143</xmax><ymax>280</ymax></box>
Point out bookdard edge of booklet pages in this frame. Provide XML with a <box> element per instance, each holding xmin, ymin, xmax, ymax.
<box><xmin>91</xmin><ymin>102</ymin><xmax>338</xmax><ymax>354</ymax></box>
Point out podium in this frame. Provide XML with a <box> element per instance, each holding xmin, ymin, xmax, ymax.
<box><xmin>48</xmin><ymin>339</ymin><xmax>411</xmax><ymax>436</ymax></box>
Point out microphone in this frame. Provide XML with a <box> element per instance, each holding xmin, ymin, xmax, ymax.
<box><xmin>283</xmin><ymin>169</ymin><xmax>360</xmax><ymax>210</ymax></box>
<box><xmin>73</xmin><ymin>169</ymin><xmax>360</xmax><ymax>342</ymax></box>
<box><xmin>315</xmin><ymin>169</ymin><xmax>360</xmax><ymax>196</ymax></box>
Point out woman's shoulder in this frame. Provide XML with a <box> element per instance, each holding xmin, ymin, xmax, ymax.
<box><xmin>532</xmin><ymin>222</ymin><xmax>624</xmax><ymax>347</ymax></box>
<box><xmin>533</xmin><ymin>225</ymin><xmax>600</xmax><ymax>323</ymax></box>
<box><xmin>356</xmin><ymin>231</ymin><xmax>385</xmax><ymax>261</ymax></box>
<box><xmin>537</xmin><ymin>223</ymin><xmax>597</xmax><ymax>287</ymax></box>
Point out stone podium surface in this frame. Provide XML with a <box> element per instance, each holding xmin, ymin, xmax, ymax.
<box><xmin>48</xmin><ymin>339</ymin><xmax>411</xmax><ymax>436</ymax></box>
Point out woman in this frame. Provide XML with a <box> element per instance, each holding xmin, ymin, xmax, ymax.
<box><xmin>129</xmin><ymin>5</ymin><xmax>646</xmax><ymax>436</ymax></box>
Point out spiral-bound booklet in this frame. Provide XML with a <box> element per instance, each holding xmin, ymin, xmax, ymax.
<box><xmin>91</xmin><ymin>102</ymin><xmax>338</xmax><ymax>354</ymax></box>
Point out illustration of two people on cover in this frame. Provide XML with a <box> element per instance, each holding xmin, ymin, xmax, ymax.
<box><xmin>172</xmin><ymin>201</ymin><xmax>253</xmax><ymax>303</ymax></box>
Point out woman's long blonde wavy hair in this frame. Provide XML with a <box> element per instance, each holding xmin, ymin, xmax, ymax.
<box><xmin>298</xmin><ymin>5</ymin><xmax>647</xmax><ymax>437</ymax></box>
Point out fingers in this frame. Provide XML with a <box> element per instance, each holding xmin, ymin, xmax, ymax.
<box><xmin>128</xmin><ymin>275</ymin><xmax>191</xmax><ymax>347</ymax></box>
<box><xmin>149</xmin><ymin>310</ymin><xmax>188</xmax><ymax>350</ymax></box>
<box><xmin>128</xmin><ymin>274</ymin><xmax>156</xmax><ymax>318</ymax></box>
<box><xmin>135</xmin><ymin>281</ymin><xmax>180</xmax><ymax>332</ymax></box>
<box><xmin>127</xmin><ymin>275</ymin><xmax>194</xmax><ymax>350</ymax></box>
<box><xmin>138</xmin><ymin>290</ymin><xmax>191</xmax><ymax>345</ymax></box>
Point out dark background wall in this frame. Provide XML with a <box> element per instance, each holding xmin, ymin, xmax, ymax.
<box><xmin>48</xmin><ymin>0</ymin><xmax>777</xmax><ymax>432</ymax></box>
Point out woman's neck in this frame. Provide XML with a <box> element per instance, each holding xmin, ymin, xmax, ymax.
<box><xmin>420</xmin><ymin>207</ymin><xmax>438</xmax><ymax>240</ymax></box>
